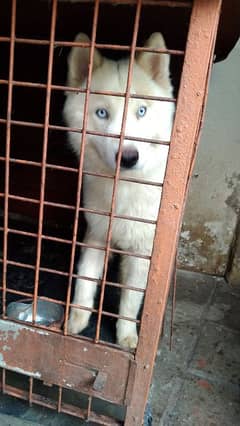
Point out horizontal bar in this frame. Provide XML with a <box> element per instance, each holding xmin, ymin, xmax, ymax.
<box><xmin>82</xmin><ymin>170</ymin><xmax>163</xmax><ymax>187</ymax></box>
<box><xmin>0</xmin><ymin>157</ymin><xmax>163</xmax><ymax>185</ymax></box>
<box><xmin>0</xmin><ymin>385</ymin><xmax>55</xmax><ymax>411</ymax></box>
<box><xmin>54</xmin><ymin>0</ymin><xmax>192</xmax><ymax>7</ymax></box>
<box><xmin>0</xmin><ymin>37</ymin><xmax>185</xmax><ymax>56</ymax></box>
<box><xmin>0</xmin><ymin>79</ymin><xmax>176</xmax><ymax>103</ymax></box>
<box><xmin>102</xmin><ymin>310</ymin><xmax>140</xmax><ymax>324</ymax></box>
<box><xmin>0</xmin><ymin>154</ymin><xmax>163</xmax><ymax>180</ymax></box>
<box><xmin>0</xmin><ymin>118</ymin><xmax>171</xmax><ymax>146</ymax></box>
<box><xmin>1</xmin><ymin>229</ymin><xmax>149</xmax><ymax>290</ymax></box>
<box><xmin>0</xmin><ymin>251</ymin><xmax>146</xmax><ymax>292</ymax></box>
<box><xmin>0</xmin><ymin>157</ymin><xmax>163</xmax><ymax>186</ymax></box>
<box><xmin>2</xmin><ymin>287</ymin><xmax>34</xmax><ymax>299</ymax></box>
<box><xmin>0</xmin><ymin>157</ymin><xmax>79</xmax><ymax>174</ymax></box>
<box><xmin>2</xmin><ymin>288</ymin><xmax>141</xmax><ymax>320</ymax></box>
<box><xmin>3</xmin><ymin>381</ymin><xmax>120</xmax><ymax>426</ymax></box>
<box><xmin>1</xmin><ymin>192</ymin><xmax>157</xmax><ymax>223</ymax></box>
<box><xmin>0</xmin><ymin>231</ymin><xmax>150</xmax><ymax>261</ymax></box>
<box><xmin>0</xmin><ymin>285</ymin><xmax>139</xmax><ymax>325</ymax></box>
<box><xmin>4</xmin><ymin>227</ymin><xmax>152</xmax><ymax>264</ymax></box>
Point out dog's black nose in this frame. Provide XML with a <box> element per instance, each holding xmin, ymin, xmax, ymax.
<box><xmin>116</xmin><ymin>149</ymin><xmax>139</xmax><ymax>168</ymax></box>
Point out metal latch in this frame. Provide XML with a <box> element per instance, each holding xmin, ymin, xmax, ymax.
<box><xmin>92</xmin><ymin>371</ymin><xmax>107</xmax><ymax>392</ymax></box>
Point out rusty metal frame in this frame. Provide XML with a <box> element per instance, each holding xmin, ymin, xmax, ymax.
<box><xmin>0</xmin><ymin>0</ymin><xmax>222</xmax><ymax>424</ymax></box>
<box><xmin>125</xmin><ymin>0</ymin><xmax>222</xmax><ymax>423</ymax></box>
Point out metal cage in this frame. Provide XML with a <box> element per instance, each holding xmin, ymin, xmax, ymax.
<box><xmin>0</xmin><ymin>0</ymin><xmax>222</xmax><ymax>424</ymax></box>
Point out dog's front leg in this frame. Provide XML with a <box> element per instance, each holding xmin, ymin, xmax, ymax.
<box><xmin>117</xmin><ymin>256</ymin><xmax>149</xmax><ymax>349</ymax></box>
<box><xmin>68</xmin><ymin>242</ymin><xmax>105</xmax><ymax>335</ymax></box>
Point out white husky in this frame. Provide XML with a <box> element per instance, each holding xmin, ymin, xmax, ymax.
<box><xmin>63</xmin><ymin>32</ymin><xmax>174</xmax><ymax>349</ymax></box>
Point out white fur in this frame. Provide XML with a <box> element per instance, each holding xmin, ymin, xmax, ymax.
<box><xmin>63</xmin><ymin>33</ymin><xmax>174</xmax><ymax>349</ymax></box>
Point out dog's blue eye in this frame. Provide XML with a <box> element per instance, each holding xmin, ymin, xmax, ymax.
<box><xmin>137</xmin><ymin>106</ymin><xmax>147</xmax><ymax>118</ymax></box>
<box><xmin>96</xmin><ymin>108</ymin><xmax>109</xmax><ymax>119</ymax></box>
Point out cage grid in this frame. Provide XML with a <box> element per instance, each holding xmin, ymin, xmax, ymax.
<box><xmin>0</xmin><ymin>0</ymin><xmax>222</xmax><ymax>424</ymax></box>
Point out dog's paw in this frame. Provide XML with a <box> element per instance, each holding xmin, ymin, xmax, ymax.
<box><xmin>118</xmin><ymin>333</ymin><xmax>138</xmax><ymax>350</ymax></box>
<box><xmin>116</xmin><ymin>320</ymin><xmax>138</xmax><ymax>349</ymax></box>
<box><xmin>67</xmin><ymin>308</ymin><xmax>89</xmax><ymax>335</ymax></box>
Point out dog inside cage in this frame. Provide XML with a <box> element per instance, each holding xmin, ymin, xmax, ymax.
<box><xmin>0</xmin><ymin>0</ymin><xmax>188</xmax><ymax>353</ymax></box>
<box><xmin>63</xmin><ymin>29</ymin><xmax>175</xmax><ymax>349</ymax></box>
<box><xmin>0</xmin><ymin>0</ymin><xmax>228</xmax><ymax>424</ymax></box>
<box><xmin>0</xmin><ymin>0</ymin><xmax>192</xmax><ymax>423</ymax></box>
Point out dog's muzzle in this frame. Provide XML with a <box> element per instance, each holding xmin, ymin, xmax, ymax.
<box><xmin>116</xmin><ymin>148</ymin><xmax>139</xmax><ymax>169</ymax></box>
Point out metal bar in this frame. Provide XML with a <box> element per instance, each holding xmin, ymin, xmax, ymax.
<box><xmin>0</xmin><ymin>267</ymin><xmax>144</xmax><ymax>296</ymax></box>
<box><xmin>0</xmin><ymin>36</ymin><xmax>185</xmax><ymax>55</ymax></box>
<box><xmin>2</xmin><ymin>369</ymin><xmax>6</xmax><ymax>394</ymax></box>
<box><xmin>0</xmin><ymin>381</ymin><xmax>120</xmax><ymax>425</ymax></box>
<box><xmin>49</xmin><ymin>123</ymin><xmax>171</xmax><ymax>147</ymax></box>
<box><xmin>2</xmin><ymin>250</ymin><xmax>150</xmax><ymax>266</ymax></box>
<box><xmin>29</xmin><ymin>377</ymin><xmax>33</xmax><ymax>407</ymax></box>
<box><xmin>56</xmin><ymin>41</ymin><xmax>184</xmax><ymax>56</ymax></box>
<box><xmin>7</xmin><ymin>259</ymin><xmax>42</xmax><ymax>270</ymax></box>
<box><xmin>87</xmin><ymin>396</ymin><xmax>92</xmax><ymax>420</ymax></box>
<box><xmin>1</xmin><ymin>287</ymin><xmax>34</xmax><ymax>299</ymax></box>
<box><xmin>1</xmin><ymin>245</ymin><xmax>145</xmax><ymax>291</ymax></box>
<box><xmin>0</xmin><ymin>118</ymin><xmax>43</xmax><ymax>128</ymax></box>
<box><xmin>0</xmin><ymin>78</ymin><xmax>177</xmax><ymax>102</ymax></box>
<box><xmin>57</xmin><ymin>386</ymin><xmax>62</xmax><ymax>413</ymax></box>
<box><xmin>82</xmin><ymin>170</ymin><xmax>163</xmax><ymax>186</ymax></box>
<box><xmin>63</xmin><ymin>0</ymin><xmax>101</xmax><ymax>334</ymax></box>
<box><xmin>71</xmin><ymin>0</ymin><xmax>192</xmax><ymax>5</ymax></box>
<box><xmin>7</xmin><ymin>194</ymin><xmax>39</xmax><ymax>205</ymax></box>
<box><xmin>2</xmin><ymin>0</ymin><xmax>17</xmax><ymax>318</ymax></box>
<box><xmin>0</xmin><ymin>118</ymin><xmax>172</xmax><ymax>146</ymax></box>
<box><xmin>170</xmin><ymin>252</ymin><xmax>177</xmax><ymax>350</ymax></box>
<box><xmin>0</xmin><ymin>160</ymin><xmax>164</xmax><ymax>187</ymax></box>
<box><xmin>32</xmin><ymin>0</ymin><xmax>58</xmax><ymax>322</ymax></box>
<box><xmin>124</xmin><ymin>0</ymin><xmax>222</xmax><ymax>424</ymax></box>
<box><xmin>95</xmin><ymin>0</ymin><xmax>143</xmax><ymax>343</ymax></box>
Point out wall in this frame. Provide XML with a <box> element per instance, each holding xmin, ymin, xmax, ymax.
<box><xmin>178</xmin><ymin>40</ymin><xmax>240</xmax><ymax>278</ymax></box>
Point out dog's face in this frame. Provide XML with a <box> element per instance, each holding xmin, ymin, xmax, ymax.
<box><xmin>64</xmin><ymin>33</ymin><xmax>174</xmax><ymax>176</ymax></box>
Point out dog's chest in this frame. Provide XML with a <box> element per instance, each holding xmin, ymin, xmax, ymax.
<box><xmin>84</xmin><ymin>175</ymin><xmax>161</xmax><ymax>253</ymax></box>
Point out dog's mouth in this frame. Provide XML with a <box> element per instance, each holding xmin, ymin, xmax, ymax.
<box><xmin>115</xmin><ymin>149</ymin><xmax>139</xmax><ymax>169</ymax></box>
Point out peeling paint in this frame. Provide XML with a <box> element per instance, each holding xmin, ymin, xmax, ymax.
<box><xmin>181</xmin><ymin>230</ymin><xmax>191</xmax><ymax>241</ymax></box>
<box><xmin>62</xmin><ymin>378</ymin><xmax>73</xmax><ymax>388</ymax></box>
<box><xmin>0</xmin><ymin>319</ymin><xmax>50</xmax><ymax>338</ymax></box>
<box><xmin>178</xmin><ymin>221</ymin><xmax>229</xmax><ymax>275</ymax></box>
<box><xmin>2</xmin><ymin>345</ymin><xmax>10</xmax><ymax>351</ymax></box>
<box><xmin>0</xmin><ymin>353</ymin><xmax>41</xmax><ymax>379</ymax></box>
<box><xmin>204</xmin><ymin>221</ymin><xmax>230</xmax><ymax>255</ymax></box>
<box><xmin>0</xmin><ymin>322</ymin><xmax>20</xmax><ymax>342</ymax></box>
<box><xmin>225</xmin><ymin>173</ymin><xmax>240</xmax><ymax>215</ymax></box>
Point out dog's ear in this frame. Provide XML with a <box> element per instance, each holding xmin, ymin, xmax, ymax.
<box><xmin>67</xmin><ymin>33</ymin><xmax>103</xmax><ymax>87</ymax></box>
<box><xmin>137</xmin><ymin>33</ymin><xmax>172</xmax><ymax>93</ymax></box>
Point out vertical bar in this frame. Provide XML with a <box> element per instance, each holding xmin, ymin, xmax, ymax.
<box><xmin>2</xmin><ymin>368</ymin><xmax>6</xmax><ymax>394</ymax></box>
<box><xmin>32</xmin><ymin>0</ymin><xmax>58</xmax><ymax>322</ymax></box>
<box><xmin>169</xmin><ymin>252</ymin><xmax>177</xmax><ymax>351</ymax></box>
<box><xmin>2</xmin><ymin>0</ymin><xmax>16</xmax><ymax>317</ymax></box>
<box><xmin>63</xmin><ymin>0</ymin><xmax>100</xmax><ymax>333</ymax></box>
<box><xmin>87</xmin><ymin>395</ymin><xmax>92</xmax><ymax>420</ymax></box>
<box><xmin>29</xmin><ymin>377</ymin><xmax>33</xmax><ymax>407</ymax></box>
<box><xmin>125</xmin><ymin>0</ymin><xmax>222</xmax><ymax>424</ymax></box>
<box><xmin>57</xmin><ymin>386</ymin><xmax>62</xmax><ymax>413</ymax></box>
<box><xmin>94</xmin><ymin>0</ymin><xmax>142</xmax><ymax>343</ymax></box>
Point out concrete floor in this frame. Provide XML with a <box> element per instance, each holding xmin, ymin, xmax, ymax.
<box><xmin>150</xmin><ymin>270</ymin><xmax>240</xmax><ymax>426</ymax></box>
<box><xmin>0</xmin><ymin>270</ymin><xmax>239</xmax><ymax>425</ymax></box>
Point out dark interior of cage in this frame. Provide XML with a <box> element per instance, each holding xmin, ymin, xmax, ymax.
<box><xmin>0</xmin><ymin>1</ymin><xmax>189</xmax><ymax>345</ymax></box>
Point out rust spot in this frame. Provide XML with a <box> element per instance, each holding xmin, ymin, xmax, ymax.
<box><xmin>197</xmin><ymin>379</ymin><xmax>213</xmax><ymax>391</ymax></box>
<box><xmin>179</xmin><ymin>222</ymin><xmax>227</xmax><ymax>275</ymax></box>
<box><xmin>197</xmin><ymin>358</ymin><xmax>207</xmax><ymax>369</ymax></box>
<box><xmin>225</xmin><ymin>173</ymin><xmax>240</xmax><ymax>215</ymax></box>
